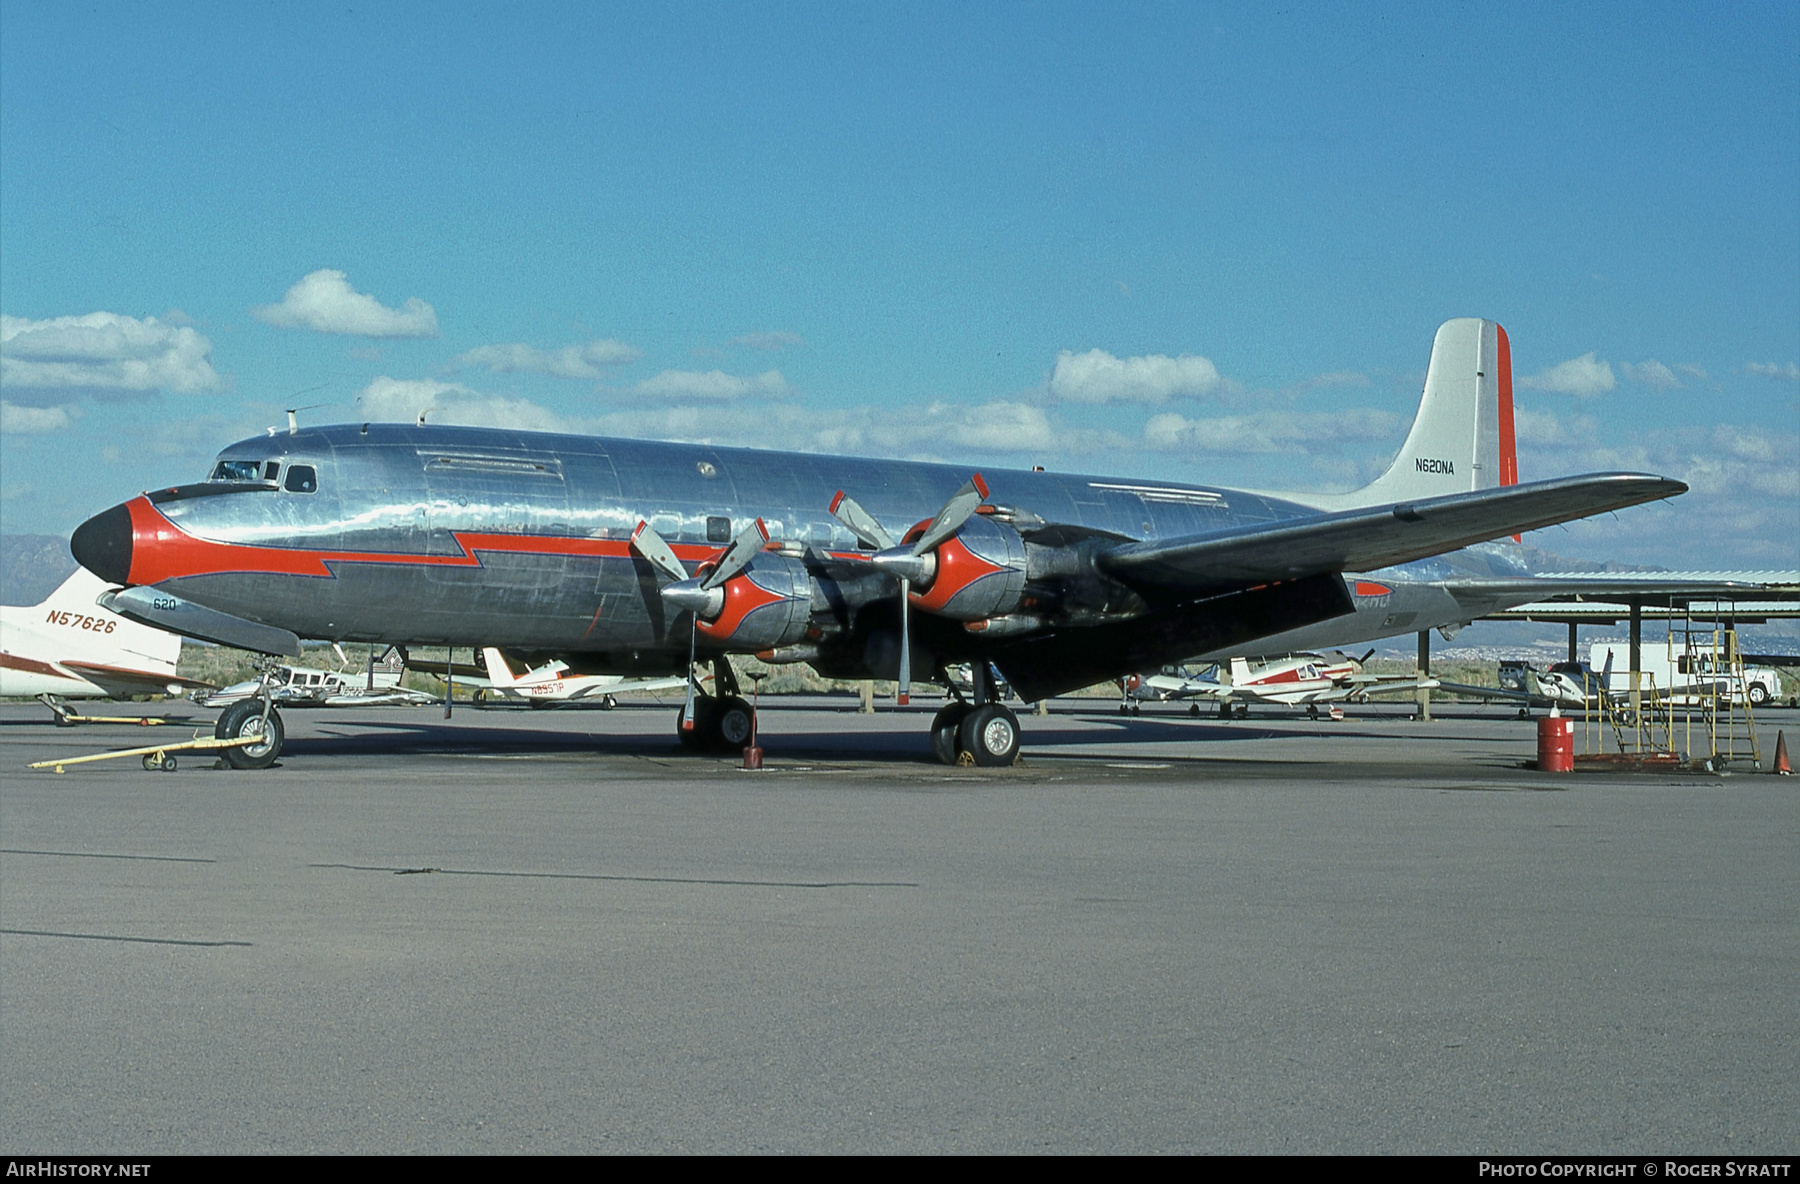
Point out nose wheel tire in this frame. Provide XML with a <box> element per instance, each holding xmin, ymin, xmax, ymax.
<box><xmin>958</xmin><ymin>703</ymin><xmax>1020</xmax><ymax>767</ymax></box>
<box><xmin>931</xmin><ymin>702</ymin><xmax>972</xmax><ymax>766</ymax></box>
<box><xmin>215</xmin><ymin>701</ymin><xmax>284</xmax><ymax>769</ymax></box>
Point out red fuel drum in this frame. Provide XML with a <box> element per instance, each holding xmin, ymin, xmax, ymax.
<box><xmin>1537</xmin><ymin>715</ymin><xmax>1574</xmax><ymax>773</ymax></box>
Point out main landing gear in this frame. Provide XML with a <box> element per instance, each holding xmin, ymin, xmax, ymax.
<box><xmin>676</xmin><ymin>656</ymin><xmax>755</xmax><ymax>754</ymax></box>
<box><xmin>930</xmin><ymin>662</ymin><xmax>1020</xmax><ymax>767</ymax></box>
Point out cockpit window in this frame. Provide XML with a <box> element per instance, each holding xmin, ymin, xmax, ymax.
<box><xmin>263</xmin><ymin>461</ymin><xmax>281</xmax><ymax>481</ymax></box>
<box><xmin>211</xmin><ymin>459</ymin><xmax>265</xmax><ymax>482</ymax></box>
<box><xmin>284</xmin><ymin>464</ymin><xmax>318</xmax><ymax>494</ymax></box>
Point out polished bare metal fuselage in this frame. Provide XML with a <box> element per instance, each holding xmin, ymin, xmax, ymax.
<box><xmin>140</xmin><ymin>423</ymin><xmax>1335</xmax><ymax>680</ymax></box>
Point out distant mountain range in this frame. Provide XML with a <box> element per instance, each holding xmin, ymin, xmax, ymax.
<box><xmin>2</xmin><ymin>534</ymin><xmax>77</xmax><ymax>606</ymax></box>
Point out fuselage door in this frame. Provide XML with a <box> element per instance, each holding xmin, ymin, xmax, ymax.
<box><xmin>422</xmin><ymin>452</ymin><xmax>571</xmax><ymax>587</ymax></box>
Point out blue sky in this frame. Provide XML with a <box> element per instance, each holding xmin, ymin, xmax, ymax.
<box><xmin>3</xmin><ymin>1</ymin><xmax>1796</xmax><ymax>566</ymax></box>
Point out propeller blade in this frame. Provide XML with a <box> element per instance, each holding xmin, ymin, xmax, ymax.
<box><xmin>897</xmin><ymin>577</ymin><xmax>911</xmax><ymax>706</ymax></box>
<box><xmin>631</xmin><ymin>520</ymin><xmax>689</xmax><ymax>584</ymax></box>
<box><xmin>909</xmin><ymin>473</ymin><xmax>990</xmax><ymax>557</ymax></box>
<box><xmin>829</xmin><ymin>491</ymin><xmax>895</xmax><ymax>551</ymax></box>
<box><xmin>701</xmin><ymin>518</ymin><xmax>770</xmax><ymax>591</ymax></box>
<box><xmin>1358</xmin><ymin>649</ymin><xmax>1376</xmax><ymax>666</ymax></box>
<box><xmin>682</xmin><ymin>617</ymin><xmax>699</xmax><ymax>731</ymax></box>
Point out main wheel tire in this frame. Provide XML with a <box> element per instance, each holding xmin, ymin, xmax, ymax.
<box><xmin>715</xmin><ymin>696</ymin><xmax>755</xmax><ymax>752</ymax></box>
<box><xmin>1748</xmin><ymin>683</ymin><xmax>1770</xmax><ymax>707</ymax></box>
<box><xmin>216</xmin><ymin>701</ymin><xmax>283</xmax><ymax>769</ymax></box>
<box><xmin>160</xmin><ymin>755</ymin><xmax>177</xmax><ymax>772</ymax></box>
<box><xmin>931</xmin><ymin>702</ymin><xmax>972</xmax><ymax>766</ymax></box>
<box><xmin>676</xmin><ymin>698</ymin><xmax>718</xmax><ymax>750</ymax></box>
<box><xmin>601</xmin><ymin>694</ymin><xmax>618</xmax><ymax>710</ymax></box>
<box><xmin>958</xmin><ymin>703</ymin><xmax>1020</xmax><ymax>767</ymax></box>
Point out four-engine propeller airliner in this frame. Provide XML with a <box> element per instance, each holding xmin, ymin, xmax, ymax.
<box><xmin>69</xmin><ymin>319</ymin><xmax>1686</xmax><ymax>766</ymax></box>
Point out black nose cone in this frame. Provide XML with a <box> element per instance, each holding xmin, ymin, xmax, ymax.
<box><xmin>71</xmin><ymin>503</ymin><xmax>133</xmax><ymax>585</ymax></box>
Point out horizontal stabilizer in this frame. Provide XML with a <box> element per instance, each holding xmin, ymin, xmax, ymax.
<box><xmin>1097</xmin><ymin>473</ymin><xmax>1686</xmax><ymax>600</ymax></box>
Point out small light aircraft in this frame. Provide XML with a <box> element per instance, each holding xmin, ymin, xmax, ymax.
<box><xmin>0</xmin><ymin>567</ymin><xmax>206</xmax><ymax>722</ymax></box>
<box><xmin>71</xmin><ymin>318</ymin><xmax>1689</xmax><ymax>766</ymax></box>
<box><xmin>1121</xmin><ymin>650</ymin><xmax>1438</xmax><ymax>718</ymax></box>
<box><xmin>200</xmin><ymin>652</ymin><xmax>438</xmax><ymax>708</ymax></box>
<box><xmin>470</xmin><ymin>646</ymin><xmax>688</xmax><ymax>708</ymax></box>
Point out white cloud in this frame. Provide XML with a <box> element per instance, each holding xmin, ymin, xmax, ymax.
<box><xmin>0</xmin><ymin>312</ymin><xmax>221</xmax><ymax>393</ymax></box>
<box><xmin>450</xmin><ymin>339</ymin><xmax>641</xmax><ymax>379</ymax></box>
<box><xmin>581</xmin><ymin>398</ymin><xmax>1100</xmax><ymax>462</ymax></box>
<box><xmin>1049</xmin><ymin>348</ymin><xmax>1223</xmax><ymax>404</ymax></box>
<box><xmin>253</xmin><ymin>270</ymin><xmax>439</xmax><ymax>338</ymax></box>
<box><xmin>1711</xmin><ymin>424</ymin><xmax>1780</xmax><ymax>464</ymax></box>
<box><xmin>356</xmin><ymin>376</ymin><xmax>567</xmax><ymax>431</ymax></box>
<box><xmin>1621</xmin><ymin>360</ymin><xmax>1681</xmax><ymax>390</ymax></box>
<box><xmin>730</xmin><ymin>331</ymin><xmax>804</xmax><ymax>351</ymax></box>
<box><xmin>1511</xmin><ymin>406</ymin><xmax>1599</xmax><ymax>449</ymax></box>
<box><xmin>0</xmin><ymin>401</ymin><xmax>76</xmax><ymax>432</ymax></box>
<box><xmin>1745</xmin><ymin>361</ymin><xmax>1800</xmax><ymax>381</ymax></box>
<box><xmin>633</xmin><ymin>369</ymin><xmax>791</xmax><ymax>401</ymax></box>
<box><xmin>1518</xmin><ymin>352</ymin><xmax>1615</xmax><ymax>398</ymax></box>
<box><xmin>1142</xmin><ymin>408</ymin><xmax>1402</xmax><ymax>454</ymax></box>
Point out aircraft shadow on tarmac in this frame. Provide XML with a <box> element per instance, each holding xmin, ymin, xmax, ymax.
<box><xmin>279</xmin><ymin>709</ymin><xmax>1452</xmax><ymax>764</ymax></box>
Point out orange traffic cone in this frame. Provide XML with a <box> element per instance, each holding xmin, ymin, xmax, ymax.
<box><xmin>1774</xmin><ymin>730</ymin><xmax>1792</xmax><ymax>776</ymax></box>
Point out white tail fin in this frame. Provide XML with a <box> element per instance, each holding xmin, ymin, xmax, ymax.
<box><xmin>7</xmin><ymin>567</ymin><xmax>182</xmax><ymax>670</ymax></box>
<box><xmin>481</xmin><ymin>646</ymin><xmax>522</xmax><ymax>688</ymax></box>
<box><xmin>1289</xmin><ymin>317</ymin><xmax>1517</xmax><ymax>510</ymax></box>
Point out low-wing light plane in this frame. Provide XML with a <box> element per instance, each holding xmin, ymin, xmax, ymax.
<box><xmin>1122</xmin><ymin>650</ymin><xmax>1438</xmax><ymax>718</ymax></box>
<box><xmin>201</xmin><ymin>657</ymin><xmax>439</xmax><ymax>708</ymax></box>
<box><xmin>70</xmin><ymin>318</ymin><xmax>1687</xmax><ymax>766</ymax></box>
<box><xmin>0</xmin><ymin>567</ymin><xmax>207</xmax><ymax>722</ymax></box>
<box><xmin>472</xmin><ymin>646</ymin><xmax>688</xmax><ymax>708</ymax></box>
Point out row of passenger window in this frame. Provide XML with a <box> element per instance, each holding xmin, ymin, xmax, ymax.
<box><xmin>210</xmin><ymin>459</ymin><xmax>318</xmax><ymax>493</ymax></box>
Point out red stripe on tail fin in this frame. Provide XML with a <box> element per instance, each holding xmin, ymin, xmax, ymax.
<box><xmin>1496</xmin><ymin>324</ymin><xmax>1520</xmax><ymax>540</ymax></box>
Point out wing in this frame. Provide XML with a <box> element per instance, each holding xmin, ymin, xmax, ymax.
<box><xmin>59</xmin><ymin>661</ymin><xmax>209</xmax><ymax>698</ymax></box>
<box><xmin>1096</xmin><ymin>473</ymin><xmax>1685</xmax><ymax>600</ymax></box>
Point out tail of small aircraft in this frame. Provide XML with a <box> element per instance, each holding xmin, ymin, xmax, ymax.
<box><xmin>1288</xmin><ymin>317</ymin><xmax>1518</xmax><ymax>512</ymax></box>
<box><xmin>480</xmin><ymin>647</ymin><xmax>523</xmax><ymax>688</ymax></box>
<box><xmin>27</xmin><ymin>567</ymin><xmax>184</xmax><ymax>668</ymax></box>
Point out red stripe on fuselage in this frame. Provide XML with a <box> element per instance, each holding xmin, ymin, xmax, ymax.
<box><xmin>121</xmin><ymin>496</ymin><xmax>718</xmax><ymax>585</ymax></box>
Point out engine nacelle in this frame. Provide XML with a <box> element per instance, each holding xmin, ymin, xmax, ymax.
<box><xmin>694</xmin><ymin>552</ymin><xmax>813</xmax><ymax>650</ymax></box>
<box><xmin>908</xmin><ymin>514</ymin><xmax>1027</xmax><ymax>622</ymax></box>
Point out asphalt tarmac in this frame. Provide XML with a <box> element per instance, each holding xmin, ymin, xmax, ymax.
<box><xmin>3</xmin><ymin>695</ymin><xmax>1796</xmax><ymax>1153</ymax></box>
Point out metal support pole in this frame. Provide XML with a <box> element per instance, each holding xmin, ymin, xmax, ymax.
<box><xmin>1629</xmin><ymin>599</ymin><xmax>1643</xmax><ymax>729</ymax></box>
<box><xmin>1417</xmin><ymin>630</ymin><xmax>1432</xmax><ymax>721</ymax></box>
<box><xmin>1568</xmin><ymin>622</ymin><xmax>1579</xmax><ymax>664</ymax></box>
<box><xmin>444</xmin><ymin>649</ymin><xmax>454</xmax><ymax>719</ymax></box>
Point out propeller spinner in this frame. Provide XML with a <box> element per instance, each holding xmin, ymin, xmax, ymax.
<box><xmin>632</xmin><ymin>517</ymin><xmax>769</xmax><ymax>731</ymax></box>
<box><xmin>831</xmin><ymin>474</ymin><xmax>988</xmax><ymax>705</ymax></box>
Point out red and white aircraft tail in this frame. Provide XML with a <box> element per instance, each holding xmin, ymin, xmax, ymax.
<box><xmin>0</xmin><ymin>566</ymin><xmax>193</xmax><ymax>706</ymax></box>
<box><xmin>1287</xmin><ymin>317</ymin><xmax>1518</xmax><ymax>512</ymax></box>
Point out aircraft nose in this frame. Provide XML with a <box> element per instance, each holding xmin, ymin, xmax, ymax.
<box><xmin>71</xmin><ymin>503</ymin><xmax>134</xmax><ymax>585</ymax></box>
